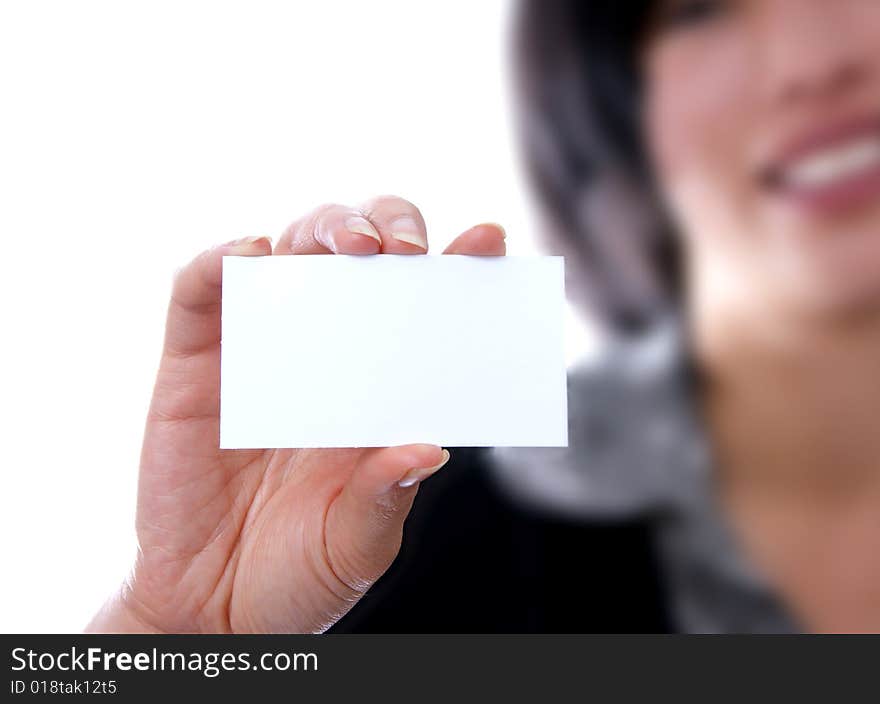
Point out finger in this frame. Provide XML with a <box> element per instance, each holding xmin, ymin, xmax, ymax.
<box><xmin>164</xmin><ymin>236</ymin><xmax>273</xmax><ymax>357</ymax></box>
<box><xmin>359</xmin><ymin>195</ymin><xmax>429</xmax><ymax>253</ymax></box>
<box><xmin>275</xmin><ymin>204</ymin><xmax>382</xmax><ymax>255</ymax></box>
<box><xmin>323</xmin><ymin>444</ymin><xmax>451</xmax><ymax>589</ymax></box>
<box><xmin>443</xmin><ymin>223</ymin><xmax>507</xmax><ymax>255</ymax></box>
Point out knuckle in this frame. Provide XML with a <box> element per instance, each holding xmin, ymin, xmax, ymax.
<box><xmin>362</xmin><ymin>194</ymin><xmax>419</xmax><ymax>218</ymax></box>
<box><xmin>310</xmin><ymin>202</ymin><xmax>348</xmax><ymax>220</ymax></box>
<box><xmin>284</xmin><ymin>203</ymin><xmax>347</xmax><ymax>242</ymax></box>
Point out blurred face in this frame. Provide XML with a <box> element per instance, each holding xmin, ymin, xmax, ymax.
<box><xmin>642</xmin><ymin>0</ymin><xmax>880</xmax><ymax>323</ymax></box>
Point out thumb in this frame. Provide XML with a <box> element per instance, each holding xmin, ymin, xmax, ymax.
<box><xmin>323</xmin><ymin>444</ymin><xmax>451</xmax><ymax>591</ymax></box>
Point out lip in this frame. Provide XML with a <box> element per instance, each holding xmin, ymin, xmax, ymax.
<box><xmin>760</xmin><ymin>113</ymin><xmax>880</xmax><ymax>216</ymax></box>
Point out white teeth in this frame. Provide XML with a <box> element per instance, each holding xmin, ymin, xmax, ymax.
<box><xmin>784</xmin><ymin>137</ymin><xmax>880</xmax><ymax>189</ymax></box>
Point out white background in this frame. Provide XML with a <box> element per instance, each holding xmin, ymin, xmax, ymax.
<box><xmin>0</xmin><ymin>0</ymin><xmax>597</xmax><ymax>632</ymax></box>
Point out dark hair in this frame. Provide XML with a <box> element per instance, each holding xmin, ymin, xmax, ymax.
<box><xmin>514</xmin><ymin>0</ymin><xmax>680</xmax><ymax>334</ymax></box>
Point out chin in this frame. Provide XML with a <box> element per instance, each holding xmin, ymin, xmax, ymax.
<box><xmin>788</xmin><ymin>227</ymin><xmax>880</xmax><ymax>317</ymax></box>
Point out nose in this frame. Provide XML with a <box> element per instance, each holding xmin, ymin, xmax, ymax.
<box><xmin>759</xmin><ymin>0</ymin><xmax>869</xmax><ymax>107</ymax></box>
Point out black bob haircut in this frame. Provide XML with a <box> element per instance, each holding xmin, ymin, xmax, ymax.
<box><xmin>514</xmin><ymin>0</ymin><xmax>680</xmax><ymax>334</ymax></box>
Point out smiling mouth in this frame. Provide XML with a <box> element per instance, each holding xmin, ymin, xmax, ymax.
<box><xmin>762</xmin><ymin>117</ymin><xmax>880</xmax><ymax>215</ymax></box>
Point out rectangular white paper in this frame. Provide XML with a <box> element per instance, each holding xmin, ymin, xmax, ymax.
<box><xmin>220</xmin><ymin>255</ymin><xmax>568</xmax><ymax>448</ymax></box>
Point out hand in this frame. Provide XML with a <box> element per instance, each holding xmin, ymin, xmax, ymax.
<box><xmin>87</xmin><ymin>196</ymin><xmax>506</xmax><ymax>633</ymax></box>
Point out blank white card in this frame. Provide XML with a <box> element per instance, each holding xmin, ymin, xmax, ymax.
<box><xmin>220</xmin><ymin>255</ymin><xmax>568</xmax><ymax>448</ymax></box>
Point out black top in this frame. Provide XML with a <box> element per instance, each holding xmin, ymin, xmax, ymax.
<box><xmin>330</xmin><ymin>447</ymin><xmax>673</xmax><ymax>633</ymax></box>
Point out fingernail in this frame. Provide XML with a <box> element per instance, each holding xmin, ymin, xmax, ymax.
<box><xmin>398</xmin><ymin>449</ymin><xmax>451</xmax><ymax>488</ymax></box>
<box><xmin>345</xmin><ymin>216</ymin><xmax>382</xmax><ymax>244</ymax></box>
<box><xmin>485</xmin><ymin>222</ymin><xmax>506</xmax><ymax>239</ymax></box>
<box><xmin>389</xmin><ymin>216</ymin><xmax>427</xmax><ymax>250</ymax></box>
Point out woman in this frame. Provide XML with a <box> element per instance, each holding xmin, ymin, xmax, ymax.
<box><xmin>87</xmin><ymin>0</ymin><xmax>880</xmax><ymax>633</ymax></box>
